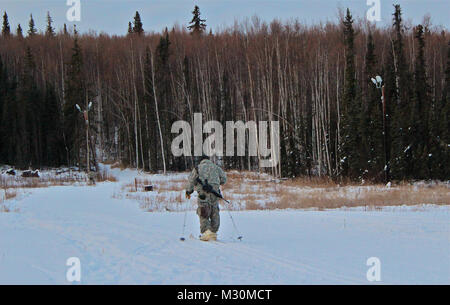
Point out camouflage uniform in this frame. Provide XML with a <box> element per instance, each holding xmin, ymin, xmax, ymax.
<box><xmin>186</xmin><ymin>159</ymin><xmax>227</xmax><ymax>234</ymax></box>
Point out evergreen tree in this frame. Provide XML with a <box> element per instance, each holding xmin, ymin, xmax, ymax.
<box><xmin>188</xmin><ymin>5</ymin><xmax>206</xmax><ymax>35</ymax></box>
<box><xmin>362</xmin><ymin>31</ymin><xmax>384</xmax><ymax>180</ymax></box>
<box><xmin>64</xmin><ymin>37</ymin><xmax>85</xmax><ymax>165</ymax></box>
<box><xmin>28</xmin><ymin>14</ymin><xmax>37</xmax><ymax>37</ymax></box>
<box><xmin>0</xmin><ymin>56</ymin><xmax>19</xmax><ymax>165</ymax></box>
<box><xmin>339</xmin><ymin>8</ymin><xmax>361</xmax><ymax>179</ymax></box>
<box><xmin>63</xmin><ymin>24</ymin><xmax>68</xmax><ymax>35</ymax></box>
<box><xmin>440</xmin><ymin>41</ymin><xmax>450</xmax><ymax>137</ymax></box>
<box><xmin>25</xmin><ymin>47</ymin><xmax>42</xmax><ymax>166</ymax></box>
<box><xmin>0</xmin><ymin>55</ymin><xmax>5</xmax><ymax>160</ymax></box>
<box><xmin>388</xmin><ymin>4</ymin><xmax>413</xmax><ymax>180</ymax></box>
<box><xmin>410</xmin><ymin>25</ymin><xmax>431</xmax><ymax>178</ymax></box>
<box><xmin>42</xmin><ymin>83</ymin><xmax>64</xmax><ymax>166</ymax></box>
<box><xmin>155</xmin><ymin>30</ymin><xmax>171</xmax><ymax>169</ymax></box>
<box><xmin>442</xmin><ymin>41</ymin><xmax>450</xmax><ymax>148</ymax></box>
<box><xmin>0</xmin><ymin>49</ymin><xmax>64</xmax><ymax>167</ymax></box>
<box><xmin>156</xmin><ymin>31</ymin><xmax>170</xmax><ymax>66</ymax></box>
<box><xmin>2</xmin><ymin>12</ymin><xmax>10</xmax><ymax>37</ymax></box>
<box><xmin>133</xmin><ymin>11</ymin><xmax>144</xmax><ymax>35</ymax></box>
<box><xmin>16</xmin><ymin>24</ymin><xmax>23</xmax><ymax>38</ymax></box>
<box><xmin>46</xmin><ymin>12</ymin><xmax>55</xmax><ymax>37</ymax></box>
<box><xmin>428</xmin><ymin>40</ymin><xmax>450</xmax><ymax>179</ymax></box>
<box><xmin>12</xmin><ymin>47</ymin><xmax>41</xmax><ymax>167</ymax></box>
<box><xmin>128</xmin><ymin>22</ymin><xmax>133</xmax><ymax>35</ymax></box>
<box><xmin>440</xmin><ymin>41</ymin><xmax>450</xmax><ymax>177</ymax></box>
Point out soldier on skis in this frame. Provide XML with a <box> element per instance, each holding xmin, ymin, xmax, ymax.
<box><xmin>185</xmin><ymin>155</ymin><xmax>227</xmax><ymax>241</ymax></box>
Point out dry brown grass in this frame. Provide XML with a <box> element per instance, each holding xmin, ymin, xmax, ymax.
<box><xmin>282</xmin><ymin>176</ymin><xmax>339</xmax><ymax>188</ymax></box>
<box><xmin>257</xmin><ymin>185</ymin><xmax>450</xmax><ymax>210</ymax></box>
<box><xmin>101</xmin><ymin>160</ymin><xmax>119</xmax><ymax>165</ymax></box>
<box><xmin>0</xmin><ymin>189</ymin><xmax>19</xmax><ymax>213</ymax></box>
<box><xmin>115</xmin><ymin>173</ymin><xmax>190</xmax><ymax>212</ymax></box>
<box><xmin>1</xmin><ymin>189</ymin><xmax>17</xmax><ymax>202</ymax></box>
<box><xmin>4</xmin><ymin>189</ymin><xmax>17</xmax><ymax>200</ymax></box>
<box><xmin>95</xmin><ymin>168</ymin><xmax>118</xmax><ymax>182</ymax></box>
<box><xmin>157</xmin><ymin>181</ymin><xmax>185</xmax><ymax>192</ymax></box>
<box><xmin>137</xmin><ymin>192</ymin><xmax>185</xmax><ymax>211</ymax></box>
<box><xmin>110</xmin><ymin>162</ymin><xmax>128</xmax><ymax>170</ymax></box>
<box><xmin>0</xmin><ymin>205</ymin><xmax>10</xmax><ymax>212</ymax></box>
<box><xmin>113</xmin><ymin>191</ymin><xmax>185</xmax><ymax>212</ymax></box>
<box><xmin>222</xmin><ymin>171</ymin><xmax>450</xmax><ymax>210</ymax></box>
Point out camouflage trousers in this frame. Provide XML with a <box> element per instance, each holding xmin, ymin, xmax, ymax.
<box><xmin>197</xmin><ymin>197</ymin><xmax>220</xmax><ymax>233</ymax></box>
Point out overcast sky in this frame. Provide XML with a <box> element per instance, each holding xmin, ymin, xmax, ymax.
<box><xmin>0</xmin><ymin>0</ymin><xmax>448</xmax><ymax>35</ymax></box>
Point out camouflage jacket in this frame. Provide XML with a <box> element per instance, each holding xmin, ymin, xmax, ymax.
<box><xmin>186</xmin><ymin>159</ymin><xmax>227</xmax><ymax>195</ymax></box>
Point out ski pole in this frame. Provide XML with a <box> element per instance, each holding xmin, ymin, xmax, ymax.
<box><xmin>180</xmin><ymin>209</ymin><xmax>187</xmax><ymax>241</ymax></box>
<box><xmin>220</xmin><ymin>199</ymin><xmax>243</xmax><ymax>241</ymax></box>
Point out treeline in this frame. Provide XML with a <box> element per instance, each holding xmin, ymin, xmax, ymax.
<box><xmin>0</xmin><ymin>5</ymin><xmax>448</xmax><ymax>181</ymax></box>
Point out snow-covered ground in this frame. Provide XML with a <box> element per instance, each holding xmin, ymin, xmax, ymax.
<box><xmin>0</xmin><ymin>167</ymin><xmax>449</xmax><ymax>284</ymax></box>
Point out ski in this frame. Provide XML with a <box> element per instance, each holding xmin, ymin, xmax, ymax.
<box><xmin>186</xmin><ymin>234</ymin><xmax>226</xmax><ymax>243</ymax></box>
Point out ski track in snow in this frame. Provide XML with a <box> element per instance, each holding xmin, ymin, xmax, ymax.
<box><xmin>0</xmin><ymin>168</ymin><xmax>449</xmax><ymax>284</ymax></box>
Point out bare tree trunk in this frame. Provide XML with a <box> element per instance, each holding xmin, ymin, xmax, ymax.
<box><xmin>150</xmin><ymin>49</ymin><xmax>167</xmax><ymax>174</ymax></box>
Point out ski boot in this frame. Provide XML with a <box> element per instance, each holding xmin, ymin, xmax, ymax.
<box><xmin>200</xmin><ymin>229</ymin><xmax>217</xmax><ymax>241</ymax></box>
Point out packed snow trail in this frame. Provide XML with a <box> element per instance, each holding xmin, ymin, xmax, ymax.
<box><xmin>0</xmin><ymin>170</ymin><xmax>449</xmax><ymax>284</ymax></box>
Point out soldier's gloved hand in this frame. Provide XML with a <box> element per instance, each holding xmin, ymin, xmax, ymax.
<box><xmin>185</xmin><ymin>191</ymin><xmax>193</xmax><ymax>200</ymax></box>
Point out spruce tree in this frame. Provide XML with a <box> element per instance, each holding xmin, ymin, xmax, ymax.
<box><xmin>441</xmin><ymin>41</ymin><xmax>450</xmax><ymax>178</ymax></box>
<box><xmin>388</xmin><ymin>4</ymin><xmax>413</xmax><ymax>180</ymax></box>
<box><xmin>2</xmin><ymin>12</ymin><xmax>10</xmax><ymax>37</ymax></box>
<box><xmin>339</xmin><ymin>8</ymin><xmax>361</xmax><ymax>179</ymax></box>
<box><xmin>156</xmin><ymin>31</ymin><xmax>170</xmax><ymax>66</ymax></box>
<box><xmin>392</xmin><ymin>5</ymin><xmax>410</xmax><ymax>106</ymax></box>
<box><xmin>13</xmin><ymin>47</ymin><xmax>41</xmax><ymax>167</ymax></box>
<box><xmin>0</xmin><ymin>55</ymin><xmax>5</xmax><ymax>160</ymax></box>
<box><xmin>133</xmin><ymin>11</ymin><xmax>144</xmax><ymax>35</ymax></box>
<box><xmin>0</xmin><ymin>56</ymin><xmax>19</xmax><ymax>165</ymax></box>
<box><xmin>64</xmin><ymin>37</ymin><xmax>85</xmax><ymax>165</ymax></box>
<box><xmin>363</xmin><ymin>31</ymin><xmax>384</xmax><ymax>180</ymax></box>
<box><xmin>428</xmin><ymin>40</ymin><xmax>450</xmax><ymax>179</ymax></box>
<box><xmin>16</xmin><ymin>24</ymin><xmax>23</xmax><ymax>38</ymax></box>
<box><xmin>28</xmin><ymin>14</ymin><xmax>37</xmax><ymax>37</ymax></box>
<box><xmin>46</xmin><ymin>12</ymin><xmax>55</xmax><ymax>37</ymax></box>
<box><xmin>410</xmin><ymin>25</ymin><xmax>431</xmax><ymax>178</ymax></box>
<box><xmin>128</xmin><ymin>22</ymin><xmax>133</xmax><ymax>35</ymax></box>
<box><xmin>42</xmin><ymin>83</ymin><xmax>64</xmax><ymax>166</ymax></box>
<box><xmin>188</xmin><ymin>5</ymin><xmax>206</xmax><ymax>35</ymax></box>
<box><xmin>443</xmin><ymin>41</ymin><xmax>450</xmax><ymax>147</ymax></box>
<box><xmin>155</xmin><ymin>31</ymin><xmax>171</xmax><ymax>168</ymax></box>
<box><xmin>383</xmin><ymin>62</ymin><xmax>396</xmax><ymax>181</ymax></box>
<box><xmin>25</xmin><ymin>47</ymin><xmax>42</xmax><ymax>166</ymax></box>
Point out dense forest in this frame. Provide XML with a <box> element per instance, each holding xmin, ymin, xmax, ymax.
<box><xmin>0</xmin><ymin>5</ymin><xmax>448</xmax><ymax>181</ymax></box>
